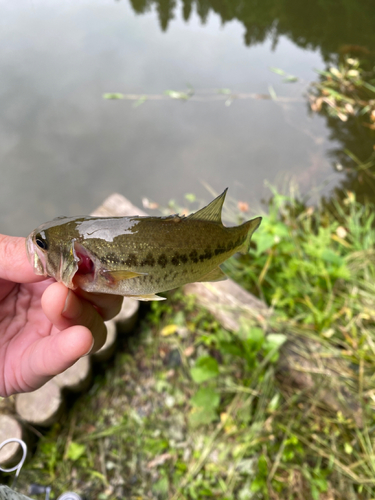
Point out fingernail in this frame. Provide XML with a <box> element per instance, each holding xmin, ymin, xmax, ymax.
<box><xmin>62</xmin><ymin>290</ymin><xmax>83</xmax><ymax>320</ymax></box>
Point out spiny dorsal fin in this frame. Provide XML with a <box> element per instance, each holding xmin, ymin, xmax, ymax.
<box><xmin>186</xmin><ymin>188</ymin><xmax>227</xmax><ymax>223</ymax></box>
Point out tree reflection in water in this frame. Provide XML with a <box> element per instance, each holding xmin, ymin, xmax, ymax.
<box><xmin>128</xmin><ymin>0</ymin><xmax>375</xmax><ymax>201</ymax></box>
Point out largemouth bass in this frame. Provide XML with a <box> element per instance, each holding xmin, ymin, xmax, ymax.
<box><xmin>26</xmin><ymin>189</ymin><xmax>261</xmax><ymax>300</ymax></box>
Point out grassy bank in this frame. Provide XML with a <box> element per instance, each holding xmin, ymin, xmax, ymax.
<box><xmin>12</xmin><ymin>184</ymin><xmax>375</xmax><ymax>500</ymax></box>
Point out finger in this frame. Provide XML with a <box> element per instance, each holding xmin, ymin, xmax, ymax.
<box><xmin>22</xmin><ymin>325</ymin><xmax>94</xmax><ymax>389</ymax></box>
<box><xmin>0</xmin><ymin>234</ymin><xmax>45</xmax><ymax>283</ymax></box>
<box><xmin>41</xmin><ymin>282</ymin><xmax>107</xmax><ymax>353</ymax></box>
<box><xmin>75</xmin><ymin>289</ymin><xmax>123</xmax><ymax>321</ymax></box>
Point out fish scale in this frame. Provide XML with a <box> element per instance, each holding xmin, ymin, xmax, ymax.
<box><xmin>26</xmin><ymin>189</ymin><xmax>262</xmax><ymax>301</ymax></box>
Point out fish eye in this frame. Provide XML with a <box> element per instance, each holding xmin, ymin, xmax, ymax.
<box><xmin>35</xmin><ymin>235</ymin><xmax>48</xmax><ymax>250</ymax></box>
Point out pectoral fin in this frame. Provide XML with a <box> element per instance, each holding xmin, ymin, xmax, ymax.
<box><xmin>198</xmin><ymin>266</ymin><xmax>227</xmax><ymax>282</ymax></box>
<box><xmin>102</xmin><ymin>269</ymin><xmax>147</xmax><ymax>284</ymax></box>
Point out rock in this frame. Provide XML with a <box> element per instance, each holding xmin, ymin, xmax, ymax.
<box><xmin>54</xmin><ymin>357</ymin><xmax>92</xmax><ymax>393</ymax></box>
<box><xmin>91</xmin><ymin>193</ymin><xmax>147</xmax><ymax>218</ymax></box>
<box><xmin>184</xmin><ymin>278</ymin><xmax>269</xmax><ymax>331</ymax></box>
<box><xmin>0</xmin><ymin>416</ymin><xmax>23</xmax><ymax>466</ymax></box>
<box><xmin>92</xmin><ymin>320</ymin><xmax>118</xmax><ymax>362</ymax></box>
<box><xmin>15</xmin><ymin>380</ymin><xmax>64</xmax><ymax>427</ymax></box>
<box><xmin>0</xmin><ymin>486</ymin><xmax>33</xmax><ymax>500</ymax></box>
<box><xmin>114</xmin><ymin>298</ymin><xmax>139</xmax><ymax>335</ymax></box>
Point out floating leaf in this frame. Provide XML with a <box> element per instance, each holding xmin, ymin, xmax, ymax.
<box><xmin>268</xmin><ymin>85</ymin><xmax>277</xmax><ymax>100</ymax></box>
<box><xmin>164</xmin><ymin>90</ymin><xmax>190</xmax><ymax>100</ymax></box>
<box><xmin>133</xmin><ymin>95</ymin><xmax>147</xmax><ymax>108</ymax></box>
<box><xmin>283</xmin><ymin>75</ymin><xmax>299</xmax><ymax>83</ymax></box>
<box><xmin>270</xmin><ymin>67</ymin><xmax>286</xmax><ymax>76</ymax></box>
<box><xmin>185</xmin><ymin>193</ymin><xmax>196</xmax><ymax>202</ymax></box>
<box><xmin>103</xmin><ymin>93</ymin><xmax>124</xmax><ymax>100</ymax></box>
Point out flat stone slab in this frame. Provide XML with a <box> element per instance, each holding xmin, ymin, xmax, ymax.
<box><xmin>54</xmin><ymin>356</ymin><xmax>92</xmax><ymax>392</ymax></box>
<box><xmin>114</xmin><ymin>298</ymin><xmax>139</xmax><ymax>334</ymax></box>
<box><xmin>15</xmin><ymin>380</ymin><xmax>64</xmax><ymax>427</ymax></box>
<box><xmin>92</xmin><ymin>320</ymin><xmax>117</xmax><ymax>362</ymax></box>
<box><xmin>0</xmin><ymin>486</ymin><xmax>33</xmax><ymax>500</ymax></box>
<box><xmin>184</xmin><ymin>279</ymin><xmax>269</xmax><ymax>331</ymax></box>
<box><xmin>0</xmin><ymin>416</ymin><xmax>23</xmax><ymax>466</ymax></box>
<box><xmin>91</xmin><ymin>192</ymin><xmax>147</xmax><ymax>218</ymax></box>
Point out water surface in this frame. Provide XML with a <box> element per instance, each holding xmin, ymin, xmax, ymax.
<box><xmin>1</xmin><ymin>0</ymin><xmax>373</xmax><ymax>236</ymax></box>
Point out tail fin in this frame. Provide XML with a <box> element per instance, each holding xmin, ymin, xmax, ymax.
<box><xmin>239</xmin><ymin>216</ymin><xmax>262</xmax><ymax>255</ymax></box>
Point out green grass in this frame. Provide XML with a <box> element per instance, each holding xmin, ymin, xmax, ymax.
<box><xmin>11</xmin><ymin>184</ymin><xmax>375</xmax><ymax>500</ymax></box>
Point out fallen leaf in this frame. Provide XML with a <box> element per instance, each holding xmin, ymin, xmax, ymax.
<box><xmin>161</xmin><ymin>324</ymin><xmax>178</xmax><ymax>336</ymax></box>
<box><xmin>147</xmin><ymin>453</ymin><xmax>172</xmax><ymax>469</ymax></box>
<box><xmin>184</xmin><ymin>346</ymin><xmax>195</xmax><ymax>357</ymax></box>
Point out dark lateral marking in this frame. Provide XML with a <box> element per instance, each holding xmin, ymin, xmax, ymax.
<box><xmin>214</xmin><ymin>245</ymin><xmax>226</xmax><ymax>256</ymax></box>
<box><xmin>125</xmin><ymin>253</ymin><xmax>138</xmax><ymax>267</ymax></box>
<box><xmin>141</xmin><ymin>252</ymin><xmax>156</xmax><ymax>267</ymax></box>
<box><xmin>189</xmin><ymin>249</ymin><xmax>199</xmax><ymax>264</ymax></box>
<box><xmin>226</xmin><ymin>241</ymin><xmax>235</xmax><ymax>252</ymax></box>
<box><xmin>171</xmin><ymin>253</ymin><xmax>180</xmax><ymax>266</ymax></box>
<box><xmin>214</xmin><ymin>246</ymin><xmax>226</xmax><ymax>256</ymax></box>
<box><xmin>158</xmin><ymin>254</ymin><xmax>168</xmax><ymax>268</ymax></box>
<box><xmin>180</xmin><ymin>253</ymin><xmax>188</xmax><ymax>264</ymax></box>
<box><xmin>199</xmin><ymin>247</ymin><xmax>213</xmax><ymax>262</ymax></box>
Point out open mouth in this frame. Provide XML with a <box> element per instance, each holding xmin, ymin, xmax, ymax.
<box><xmin>72</xmin><ymin>242</ymin><xmax>96</xmax><ymax>287</ymax></box>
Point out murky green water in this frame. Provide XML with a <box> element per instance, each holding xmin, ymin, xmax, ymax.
<box><xmin>1</xmin><ymin>0</ymin><xmax>374</xmax><ymax>236</ymax></box>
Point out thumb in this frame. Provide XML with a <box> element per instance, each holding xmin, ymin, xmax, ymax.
<box><xmin>0</xmin><ymin>234</ymin><xmax>45</xmax><ymax>283</ymax></box>
<box><xmin>21</xmin><ymin>326</ymin><xmax>94</xmax><ymax>392</ymax></box>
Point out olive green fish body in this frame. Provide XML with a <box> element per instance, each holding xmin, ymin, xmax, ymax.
<box><xmin>26</xmin><ymin>190</ymin><xmax>261</xmax><ymax>300</ymax></box>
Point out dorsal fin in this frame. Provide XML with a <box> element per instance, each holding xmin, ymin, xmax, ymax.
<box><xmin>186</xmin><ymin>188</ymin><xmax>227</xmax><ymax>223</ymax></box>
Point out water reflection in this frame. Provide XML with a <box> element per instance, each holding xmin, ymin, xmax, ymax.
<box><xmin>127</xmin><ymin>0</ymin><xmax>375</xmax><ymax>202</ymax></box>
<box><xmin>129</xmin><ymin>0</ymin><xmax>375</xmax><ymax>62</ymax></box>
<box><xmin>0</xmin><ymin>0</ymin><xmax>373</xmax><ymax>237</ymax></box>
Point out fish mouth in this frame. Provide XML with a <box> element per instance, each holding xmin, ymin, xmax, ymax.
<box><xmin>71</xmin><ymin>242</ymin><xmax>96</xmax><ymax>288</ymax></box>
<box><xmin>26</xmin><ymin>233</ymin><xmax>48</xmax><ymax>276</ymax></box>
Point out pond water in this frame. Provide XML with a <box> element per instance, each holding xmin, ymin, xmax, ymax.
<box><xmin>1</xmin><ymin>0</ymin><xmax>374</xmax><ymax>236</ymax></box>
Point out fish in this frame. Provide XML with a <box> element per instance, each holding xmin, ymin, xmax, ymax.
<box><xmin>26</xmin><ymin>189</ymin><xmax>262</xmax><ymax>301</ymax></box>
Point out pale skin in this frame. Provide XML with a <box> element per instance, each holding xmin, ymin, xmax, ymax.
<box><xmin>0</xmin><ymin>235</ymin><xmax>123</xmax><ymax>397</ymax></box>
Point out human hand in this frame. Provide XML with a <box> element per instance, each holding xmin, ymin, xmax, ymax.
<box><xmin>0</xmin><ymin>234</ymin><xmax>123</xmax><ymax>397</ymax></box>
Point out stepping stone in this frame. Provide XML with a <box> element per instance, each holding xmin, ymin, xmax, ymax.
<box><xmin>92</xmin><ymin>320</ymin><xmax>117</xmax><ymax>362</ymax></box>
<box><xmin>54</xmin><ymin>356</ymin><xmax>92</xmax><ymax>393</ymax></box>
<box><xmin>15</xmin><ymin>380</ymin><xmax>64</xmax><ymax>427</ymax></box>
<box><xmin>0</xmin><ymin>485</ymin><xmax>33</xmax><ymax>500</ymax></box>
<box><xmin>0</xmin><ymin>415</ymin><xmax>23</xmax><ymax>466</ymax></box>
<box><xmin>114</xmin><ymin>298</ymin><xmax>139</xmax><ymax>335</ymax></box>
